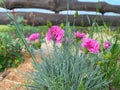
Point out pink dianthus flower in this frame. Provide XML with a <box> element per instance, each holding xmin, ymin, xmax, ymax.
<box><xmin>27</xmin><ymin>33</ymin><xmax>40</xmax><ymax>41</ymax></box>
<box><xmin>46</xmin><ymin>25</ymin><xmax>64</xmax><ymax>43</ymax></box>
<box><xmin>104</xmin><ymin>41</ymin><xmax>110</xmax><ymax>49</ymax></box>
<box><xmin>81</xmin><ymin>38</ymin><xmax>100</xmax><ymax>54</ymax></box>
<box><xmin>74</xmin><ymin>32</ymin><xmax>86</xmax><ymax>39</ymax></box>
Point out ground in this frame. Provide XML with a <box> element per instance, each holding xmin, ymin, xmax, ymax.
<box><xmin>0</xmin><ymin>52</ymin><xmax>35</xmax><ymax>90</ymax></box>
<box><xmin>0</xmin><ymin>42</ymin><xmax>53</xmax><ymax>90</ymax></box>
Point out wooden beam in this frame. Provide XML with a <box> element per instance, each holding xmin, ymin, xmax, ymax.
<box><xmin>0</xmin><ymin>0</ymin><xmax>120</xmax><ymax>14</ymax></box>
<box><xmin>0</xmin><ymin>12</ymin><xmax>120</xmax><ymax>26</ymax></box>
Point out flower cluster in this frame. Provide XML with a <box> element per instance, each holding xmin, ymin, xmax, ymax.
<box><xmin>81</xmin><ymin>38</ymin><xmax>100</xmax><ymax>54</ymax></box>
<box><xmin>26</xmin><ymin>33</ymin><xmax>41</xmax><ymax>49</ymax></box>
<box><xmin>46</xmin><ymin>25</ymin><xmax>111</xmax><ymax>54</ymax></box>
<box><xmin>74</xmin><ymin>31</ymin><xmax>86</xmax><ymax>39</ymax></box>
<box><xmin>46</xmin><ymin>25</ymin><xmax>64</xmax><ymax>43</ymax></box>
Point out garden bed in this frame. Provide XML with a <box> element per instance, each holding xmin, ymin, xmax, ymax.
<box><xmin>0</xmin><ymin>26</ymin><xmax>119</xmax><ymax>90</ymax></box>
<box><xmin>0</xmin><ymin>41</ymin><xmax>53</xmax><ymax>90</ymax></box>
<box><xmin>0</xmin><ymin>52</ymin><xmax>34</xmax><ymax>90</ymax></box>
<box><xmin>0</xmin><ymin>46</ymin><xmax>46</xmax><ymax>90</ymax></box>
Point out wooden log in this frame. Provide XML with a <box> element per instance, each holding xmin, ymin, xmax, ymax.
<box><xmin>0</xmin><ymin>12</ymin><xmax>120</xmax><ymax>26</ymax></box>
<box><xmin>0</xmin><ymin>0</ymin><xmax>120</xmax><ymax>14</ymax></box>
<box><xmin>0</xmin><ymin>0</ymin><xmax>58</xmax><ymax>11</ymax></box>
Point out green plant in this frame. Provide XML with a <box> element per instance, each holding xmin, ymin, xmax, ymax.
<box><xmin>112</xmin><ymin>68</ymin><xmax>120</xmax><ymax>90</ymax></box>
<box><xmin>8</xmin><ymin>13</ymin><xmax>114</xmax><ymax>90</ymax></box>
<box><xmin>22</xmin><ymin>24</ymin><xmax>109</xmax><ymax>90</ymax></box>
<box><xmin>0</xmin><ymin>32</ymin><xmax>24</xmax><ymax>72</ymax></box>
<box><xmin>86</xmin><ymin>24</ymin><xmax>120</xmax><ymax>89</ymax></box>
<box><xmin>6</xmin><ymin>0</ymin><xmax>120</xmax><ymax>89</ymax></box>
<box><xmin>105</xmin><ymin>31</ymin><xmax>120</xmax><ymax>89</ymax></box>
<box><xmin>27</xmin><ymin>45</ymin><xmax>108</xmax><ymax>90</ymax></box>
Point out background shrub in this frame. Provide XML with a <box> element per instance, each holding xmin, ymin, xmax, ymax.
<box><xmin>0</xmin><ymin>32</ymin><xmax>24</xmax><ymax>72</ymax></box>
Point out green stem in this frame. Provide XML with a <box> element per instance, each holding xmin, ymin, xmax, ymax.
<box><xmin>7</xmin><ymin>14</ymin><xmax>37</xmax><ymax>63</ymax></box>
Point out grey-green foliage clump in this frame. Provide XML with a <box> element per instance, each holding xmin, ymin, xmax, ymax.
<box><xmin>26</xmin><ymin>41</ymin><xmax>109</xmax><ymax>90</ymax></box>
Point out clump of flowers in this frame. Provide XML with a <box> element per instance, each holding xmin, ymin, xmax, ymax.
<box><xmin>74</xmin><ymin>31</ymin><xmax>86</xmax><ymax>43</ymax></box>
<box><xmin>104</xmin><ymin>41</ymin><xmax>110</xmax><ymax>49</ymax></box>
<box><xmin>26</xmin><ymin>26</ymin><xmax>111</xmax><ymax>90</ymax></box>
<box><xmin>26</xmin><ymin>33</ymin><xmax>41</xmax><ymax>49</ymax></box>
<box><xmin>46</xmin><ymin>25</ymin><xmax>64</xmax><ymax>43</ymax></box>
<box><xmin>81</xmin><ymin>38</ymin><xmax>100</xmax><ymax>54</ymax></box>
